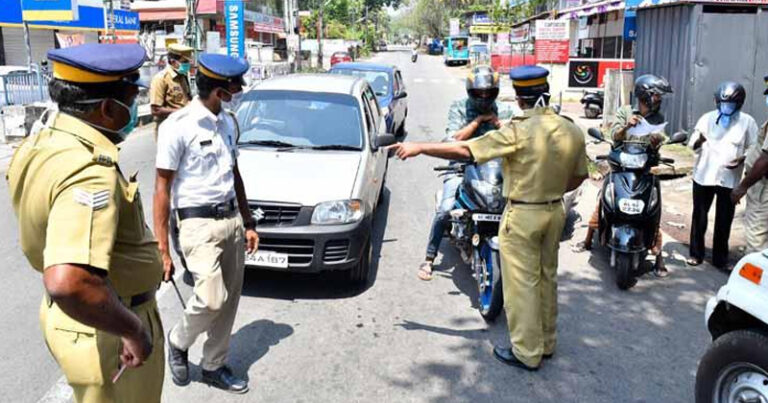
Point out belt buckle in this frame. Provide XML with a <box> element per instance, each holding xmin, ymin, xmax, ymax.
<box><xmin>214</xmin><ymin>203</ymin><xmax>226</xmax><ymax>219</ymax></box>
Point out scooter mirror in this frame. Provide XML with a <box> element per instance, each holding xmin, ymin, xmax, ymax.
<box><xmin>669</xmin><ymin>131</ymin><xmax>688</xmax><ymax>145</ymax></box>
<box><xmin>587</xmin><ymin>128</ymin><xmax>604</xmax><ymax>142</ymax></box>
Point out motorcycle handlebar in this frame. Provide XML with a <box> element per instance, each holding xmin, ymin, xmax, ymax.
<box><xmin>433</xmin><ymin>166</ymin><xmax>457</xmax><ymax>172</ymax></box>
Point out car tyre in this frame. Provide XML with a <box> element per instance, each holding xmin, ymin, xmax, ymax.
<box><xmin>695</xmin><ymin>329</ymin><xmax>768</xmax><ymax>403</ymax></box>
<box><xmin>347</xmin><ymin>238</ymin><xmax>372</xmax><ymax>287</ymax></box>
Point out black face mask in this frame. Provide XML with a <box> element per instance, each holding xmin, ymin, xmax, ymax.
<box><xmin>471</xmin><ymin>97</ymin><xmax>495</xmax><ymax>113</ymax></box>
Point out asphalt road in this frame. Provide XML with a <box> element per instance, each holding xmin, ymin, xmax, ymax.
<box><xmin>0</xmin><ymin>50</ymin><xmax>730</xmax><ymax>403</ymax></box>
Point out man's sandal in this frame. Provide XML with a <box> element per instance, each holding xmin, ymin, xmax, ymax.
<box><xmin>686</xmin><ymin>258</ymin><xmax>703</xmax><ymax>266</ymax></box>
<box><xmin>418</xmin><ymin>262</ymin><xmax>434</xmax><ymax>281</ymax></box>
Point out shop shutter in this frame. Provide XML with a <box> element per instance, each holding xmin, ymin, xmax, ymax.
<box><xmin>2</xmin><ymin>28</ymin><xmax>55</xmax><ymax>67</ymax></box>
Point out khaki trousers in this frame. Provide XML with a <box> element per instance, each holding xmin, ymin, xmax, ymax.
<box><xmin>170</xmin><ymin>214</ymin><xmax>245</xmax><ymax>371</ymax></box>
<box><xmin>39</xmin><ymin>297</ymin><xmax>164</xmax><ymax>403</ymax></box>
<box><xmin>746</xmin><ymin>179</ymin><xmax>768</xmax><ymax>253</ymax></box>
<box><xmin>500</xmin><ymin>202</ymin><xmax>565</xmax><ymax>368</ymax></box>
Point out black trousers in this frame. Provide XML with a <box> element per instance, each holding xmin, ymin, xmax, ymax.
<box><xmin>690</xmin><ymin>181</ymin><xmax>736</xmax><ymax>268</ymax></box>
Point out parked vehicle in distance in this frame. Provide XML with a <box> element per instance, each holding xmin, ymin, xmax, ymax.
<box><xmin>330</xmin><ymin>51</ymin><xmax>353</xmax><ymax>66</ymax></box>
<box><xmin>696</xmin><ymin>250</ymin><xmax>768</xmax><ymax>403</ymax></box>
<box><xmin>233</xmin><ymin>74</ymin><xmax>396</xmax><ymax>286</ymax></box>
<box><xmin>428</xmin><ymin>39</ymin><xmax>444</xmax><ymax>55</ymax></box>
<box><xmin>329</xmin><ymin>63</ymin><xmax>408</xmax><ymax>137</ymax></box>
<box><xmin>581</xmin><ymin>90</ymin><xmax>604</xmax><ymax>119</ymax></box>
<box><xmin>444</xmin><ymin>36</ymin><xmax>470</xmax><ymax>66</ymax></box>
<box><xmin>377</xmin><ymin>41</ymin><xmax>388</xmax><ymax>52</ymax></box>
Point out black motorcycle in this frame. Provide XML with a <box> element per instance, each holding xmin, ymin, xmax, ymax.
<box><xmin>434</xmin><ymin>160</ymin><xmax>505</xmax><ymax>321</ymax></box>
<box><xmin>587</xmin><ymin>128</ymin><xmax>687</xmax><ymax>289</ymax></box>
<box><xmin>581</xmin><ymin>91</ymin><xmax>604</xmax><ymax>119</ymax></box>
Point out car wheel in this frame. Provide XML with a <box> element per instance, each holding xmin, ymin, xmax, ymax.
<box><xmin>696</xmin><ymin>329</ymin><xmax>768</xmax><ymax>403</ymax></box>
<box><xmin>347</xmin><ymin>237</ymin><xmax>372</xmax><ymax>287</ymax></box>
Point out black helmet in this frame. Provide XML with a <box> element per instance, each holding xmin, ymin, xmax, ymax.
<box><xmin>635</xmin><ymin>74</ymin><xmax>673</xmax><ymax>111</ymax></box>
<box><xmin>466</xmin><ymin>65</ymin><xmax>500</xmax><ymax>113</ymax></box>
<box><xmin>715</xmin><ymin>81</ymin><xmax>746</xmax><ymax>108</ymax></box>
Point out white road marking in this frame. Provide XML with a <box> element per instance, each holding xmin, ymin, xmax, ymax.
<box><xmin>413</xmin><ymin>78</ymin><xmax>425</xmax><ymax>83</ymax></box>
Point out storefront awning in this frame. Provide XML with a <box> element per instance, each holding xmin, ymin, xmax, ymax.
<box><xmin>558</xmin><ymin>0</ymin><xmax>625</xmax><ymax>19</ymax></box>
<box><xmin>138</xmin><ymin>9</ymin><xmax>187</xmax><ymax>21</ymax></box>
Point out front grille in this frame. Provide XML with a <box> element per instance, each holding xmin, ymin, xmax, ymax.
<box><xmin>323</xmin><ymin>240</ymin><xmax>350</xmax><ymax>264</ymax></box>
<box><xmin>258</xmin><ymin>238</ymin><xmax>314</xmax><ymax>267</ymax></box>
<box><xmin>250</xmin><ymin>202</ymin><xmax>302</xmax><ymax>226</ymax></box>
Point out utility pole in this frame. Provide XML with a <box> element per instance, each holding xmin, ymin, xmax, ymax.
<box><xmin>23</xmin><ymin>22</ymin><xmax>32</xmax><ymax>71</ymax></box>
<box><xmin>183</xmin><ymin>0</ymin><xmax>200</xmax><ymax>56</ymax></box>
<box><xmin>317</xmin><ymin>7</ymin><xmax>323</xmax><ymax>68</ymax></box>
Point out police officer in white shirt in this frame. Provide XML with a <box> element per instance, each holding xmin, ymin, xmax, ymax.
<box><xmin>154</xmin><ymin>53</ymin><xmax>258</xmax><ymax>394</ymax></box>
<box><xmin>687</xmin><ymin>81</ymin><xmax>758</xmax><ymax>269</ymax></box>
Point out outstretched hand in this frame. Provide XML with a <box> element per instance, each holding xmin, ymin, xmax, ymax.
<box><xmin>388</xmin><ymin>143</ymin><xmax>422</xmax><ymax>160</ymax></box>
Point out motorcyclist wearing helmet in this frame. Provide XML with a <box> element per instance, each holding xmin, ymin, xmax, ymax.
<box><xmin>417</xmin><ymin>65</ymin><xmax>517</xmax><ymax>281</ymax></box>
<box><xmin>575</xmin><ymin>74</ymin><xmax>674</xmax><ymax>277</ymax></box>
<box><xmin>687</xmin><ymin>81</ymin><xmax>758</xmax><ymax>269</ymax></box>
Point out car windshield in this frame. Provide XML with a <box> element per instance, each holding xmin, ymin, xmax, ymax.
<box><xmin>330</xmin><ymin>69</ymin><xmax>390</xmax><ymax>97</ymax></box>
<box><xmin>236</xmin><ymin>90</ymin><xmax>363</xmax><ymax>149</ymax></box>
<box><xmin>452</xmin><ymin>38</ymin><xmax>468</xmax><ymax>50</ymax></box>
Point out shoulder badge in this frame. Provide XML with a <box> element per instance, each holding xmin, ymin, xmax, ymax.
<box><xmin>92</xmin><ymin>146</ymin><xmax>118</xmax><ymax>167</ymax></box>
<box><xmin>74</xmin><ymin>188</ymin><xmax>110</xmax><ymax>210</ymax></box>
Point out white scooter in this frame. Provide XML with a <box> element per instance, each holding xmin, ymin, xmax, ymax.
<box><xmin>696</xmin><ymin>251</ymin><xmax>768</xmax><ymax>402</ymax></box>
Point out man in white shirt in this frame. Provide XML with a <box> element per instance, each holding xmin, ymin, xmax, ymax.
<box><xmin>688</xmin><ymin>81</ymin><xmax>758</xmax><ymax>269</ymax></box>
<box><xmin>154</xmin><ymin>53</ymin><xmax>259</xmax><ymax>393</ymax></box>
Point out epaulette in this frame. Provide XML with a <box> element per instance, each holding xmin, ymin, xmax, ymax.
<box><xmin>92</xmin><ymin>145</ymin><xmax>118</xmax><ymax>167</ymax></box>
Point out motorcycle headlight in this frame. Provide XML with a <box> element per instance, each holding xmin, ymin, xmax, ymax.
<box><xmin>311</xmin><ymin>200</ymin><xmax>364</xmax><ymax>225</ymax></box>
<box><xmin>619</xmin><ymin>153</ymin><xmax>648</xmax><ymax>169</ymax></box>
<box><xmin>648</xmin><ymin>187</ymin><xmax>659</xmax><ymax>211</ymax></box>
<box><xmin>471</xmin><ymin>179</ymin><xmax>504</xmax><ymax>211</ymax></box>
<box><xmin>604</xmin><ymin>183</ymin><xmax>615</xmax><ymax>207</ymax></box>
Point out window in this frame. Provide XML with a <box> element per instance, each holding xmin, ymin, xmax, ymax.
<box><xmin>602</xmin><ymin>36</ymin><xmax>618</xmax><ymax>59</ymax></box>
<box><xmin>364</xmin><ymin>86</ymin><xmax>380</xmax><ymax>131</ymax></box>
<box><xmin>329</xmin><ymin>69</ymin><xmax>391</xmax><ymax>97</ymax></box>
<box><xmin>395</xmin><ymin>71</ymin><xmax>405</xmax><ymax>94</ymax></box>
<box><xmin>236</xmin><ymin>90</ymin><xmax>363</xmax><ymax>149</ymax></box>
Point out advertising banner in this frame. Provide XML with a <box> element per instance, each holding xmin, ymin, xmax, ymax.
<box><xmin>624</xmin><ymin>0</ymin><xmax>641</xmax><ymax>41</ymax></box>
<box><xmin>510</xmin><ymin>24</ymin><xmax>530</xmax><ymax>43</ymax></box>
<box><xmin>568</xmin><ymin>59</ymin><xmax>635</xmax><ymax>88</ymax></box>
<box><xmin>449</xmin><ymin>18</ymin><xmax>460</xmax><ymax>36</ymax></box>
<box><xmin>55</xmin><ymin>32</ymin><xmax>85</xmax><ymax>48</ymax></box>
<box><xmin>225</xmin><ymin>0</ymin><xmax>245</xmax><ymax>57</ymax></box>
<box><xmin>21</xmin><ymin>0</ymin><xmax>78</xmax><ymax>22</ymax></box>
<box><xmin>535</xmin><ymin>20</ymin><xmax>569</xmax><ymax>63</ymax></box>
<box><xmin>3</xmin><ymin>2</ymin><xmax>138</xmax><ymax>31</ymax></box>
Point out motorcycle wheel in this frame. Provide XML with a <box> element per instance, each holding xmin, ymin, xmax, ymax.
<box><xmin>584</xmin><ymin>107</ymin><xmax>600</xmax><ymax>119</ymax></box>
<box><xmin>695</xmin><ymin>329</ymin><xmax>768</xmax><ymax>403</ymax></box>
<box><xmin>615</xmin><ymin>253</ymin><xmax>637</xmax><ymax>290</ymax></box>
<box><xmin>477</xmin><ymin>245</ymin><xmax>504</xmax><ymax>322</ymax></box>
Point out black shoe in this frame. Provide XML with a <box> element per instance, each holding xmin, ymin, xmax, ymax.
<box><xmin>202</xmin><ymin>366</ymin><xmax>249</xmax><ymax>394</ymax></box>
<box><xmin>493</xmin><ymin>346</ymin><xmax>539</xmax><ymax>371</ymax></box>
<box><xmin>167</xmin><ymin>331</ymin><xmax>190</xmax><ymax>386</ymax></box>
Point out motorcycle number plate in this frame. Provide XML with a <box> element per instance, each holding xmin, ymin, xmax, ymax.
<box><xmin>618</xmin><ymin>199</ymin><xmax>645</xmax><ymax>215</ymax></box>
<box><xmin>472</xmin><ymin>214</ymin><xmax>502</xmax><ymax>222</ymax></box>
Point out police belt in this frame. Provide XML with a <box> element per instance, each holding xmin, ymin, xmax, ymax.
<box><xmin>508</xmin><ymin>198</ymin><xmax>562</xmax><ymax>206</ymax></box>
<box><xmin>124</xmin><ymin>290</ymin><xmax>155</xmax><ymax>307</ymax></box>
<box><xmin>177</xmin><ymin>199</ymin><xmax>237</xmax><ymax>221</ymax></box>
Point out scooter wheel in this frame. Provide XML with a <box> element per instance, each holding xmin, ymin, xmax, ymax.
<box><xmin>615</xmin><ymin>253</ymin><xmax>637</xmax><ymax>290</ymax></box>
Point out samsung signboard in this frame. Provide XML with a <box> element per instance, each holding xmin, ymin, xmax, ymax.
<box><xmin>225</xmin><ymin>0</ymin><xmax>245</xmax><ymax>57</ymax></box>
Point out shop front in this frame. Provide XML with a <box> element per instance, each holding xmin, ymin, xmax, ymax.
<box><xmin>0</xmin><ymin>0</ymin><xmax>140</xmax><ymax>67</ymax></box>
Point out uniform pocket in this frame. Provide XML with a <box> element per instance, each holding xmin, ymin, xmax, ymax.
<box><xmin>45</xmin><ymin>305</ymin><xmax>106</xmax><ymax>386</ymax></box>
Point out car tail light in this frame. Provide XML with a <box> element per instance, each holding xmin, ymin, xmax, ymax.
<box><xmin>740</xmin><ymin>263</ymin><xmax>763</xmax><ymax>285</ymax></box>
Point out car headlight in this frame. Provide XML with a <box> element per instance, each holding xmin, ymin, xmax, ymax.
<box><xmin>619</xmin><ymin>152</ymin><xmax>648</xmax><ymax>169</ymax></box>
<box><xmin>311</xmin><ymin>200</ymin><xmax>364</xmax><ymax>225</ymax></box>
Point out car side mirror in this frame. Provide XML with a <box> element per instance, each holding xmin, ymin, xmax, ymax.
<box><xmin>375</xmin><ymin>133</ymin><xmax>396</xmax><ymax>148</ymax></box>
<box><xmin>394</xmin><ymin>91</ymin><xmax>408</xmax><ymax>100</ymax></box>
<box><xmin>668</xmin><ymin>131</ymin><xmax>688</xmax><ymax>145</ymax></box>
<box><xmin>587</xmin><ymin>128</ymin><xmax>605</xmax><ymax>142</ymax></box>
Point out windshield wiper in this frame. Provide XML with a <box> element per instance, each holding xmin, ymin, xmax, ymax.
<box><xmin>309</xmin><ymin>144</ymin><xmax>362</xmax><ymax>151</ymax></box>
<box><xmin>238</xmin><ymin>140</ymin><xmax>298</xmax><ymax>148</ymax></box>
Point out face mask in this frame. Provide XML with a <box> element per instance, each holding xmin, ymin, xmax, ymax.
<box><xmin>177</xmin><ymin>62</ymin><xmax>191</xmax><ymax>75</ymax></box>
<box><xmin>75</xmin><ymin>98</ymin><xmax>138</xmax><ymax>142</ymax></box>
<box><xmin>717</xmin><ymin>102</ymin><xmax>739</xmax><ymax>128</ymax></box>
<box><xmin>471</xmin><ymin>97</ymin><xmax>494</xmax><ymax>113</ymax></box>
<box><xmin>224</xmin><ymin>91</ymin><xmax>244</xmax><ymax>110</ymax></box>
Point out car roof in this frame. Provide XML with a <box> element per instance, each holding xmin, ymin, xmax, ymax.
<box><xmin>254</xmin><ymin>74</ymin><xmax>364</xmax><ymax>95</ymax></box>
<box><xmin>330</xmin><ymin>62</ymin><xmax>396</xmax><ymax>73</ymax></box>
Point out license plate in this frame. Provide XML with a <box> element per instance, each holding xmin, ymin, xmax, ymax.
<box><xmin>245</xmin><ymin>251</ymin><xmax>289</xmax><ymax>269</ymax></box>
<box><xmin>472</xmin><ymin>214</ymin><xmax>502</xmax><ymax>222</ymax></box>
<box><xmin>618</xmin><ymin>199</ymin><xmax>645</xmax><ymax>215</ymax></box>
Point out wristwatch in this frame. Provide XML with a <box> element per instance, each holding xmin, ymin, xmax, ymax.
<box><xmin>244</xmin><ymin>219</ymin><xmax>257</xmax><ymax>231</ymax></box>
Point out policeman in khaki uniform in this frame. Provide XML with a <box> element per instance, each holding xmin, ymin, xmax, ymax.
<box><xmin>6</xmin><ymin>44</ymin><xmax>164</xmax><ymax>402</ymax></box>
<box><xmin>390</xmin><ymin>66</ymin><xmax>588</xmax><ymax>371</ymax></box>
<box><xmin>732</xmin><ymin>75</ymin><xmax>768</xmax><ymax>252</ymax></box>
<box><xmin>154</xmin><ymin>53</ymin><xmax>258</xmax><ymax>393</ymax></box>
<box><xmin>150</xmin><ymin>43</ymin><xmax>193</xmax><ymax>134</ymax></box>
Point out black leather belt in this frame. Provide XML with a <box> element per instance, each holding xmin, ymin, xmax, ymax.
<box><xmin>508</xmin><ymin>198</ymin><xmax>563</xmax><ymax>206</ymax></box>
<box><xmin>127</xmin><ymin>290</ymin><xmax>155</xmax><ymax>307</ymax></box>
<box><xmin>177</xmin><ymin>199</ymin><xmax>237</xmax><ymax>220</ymax></box>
